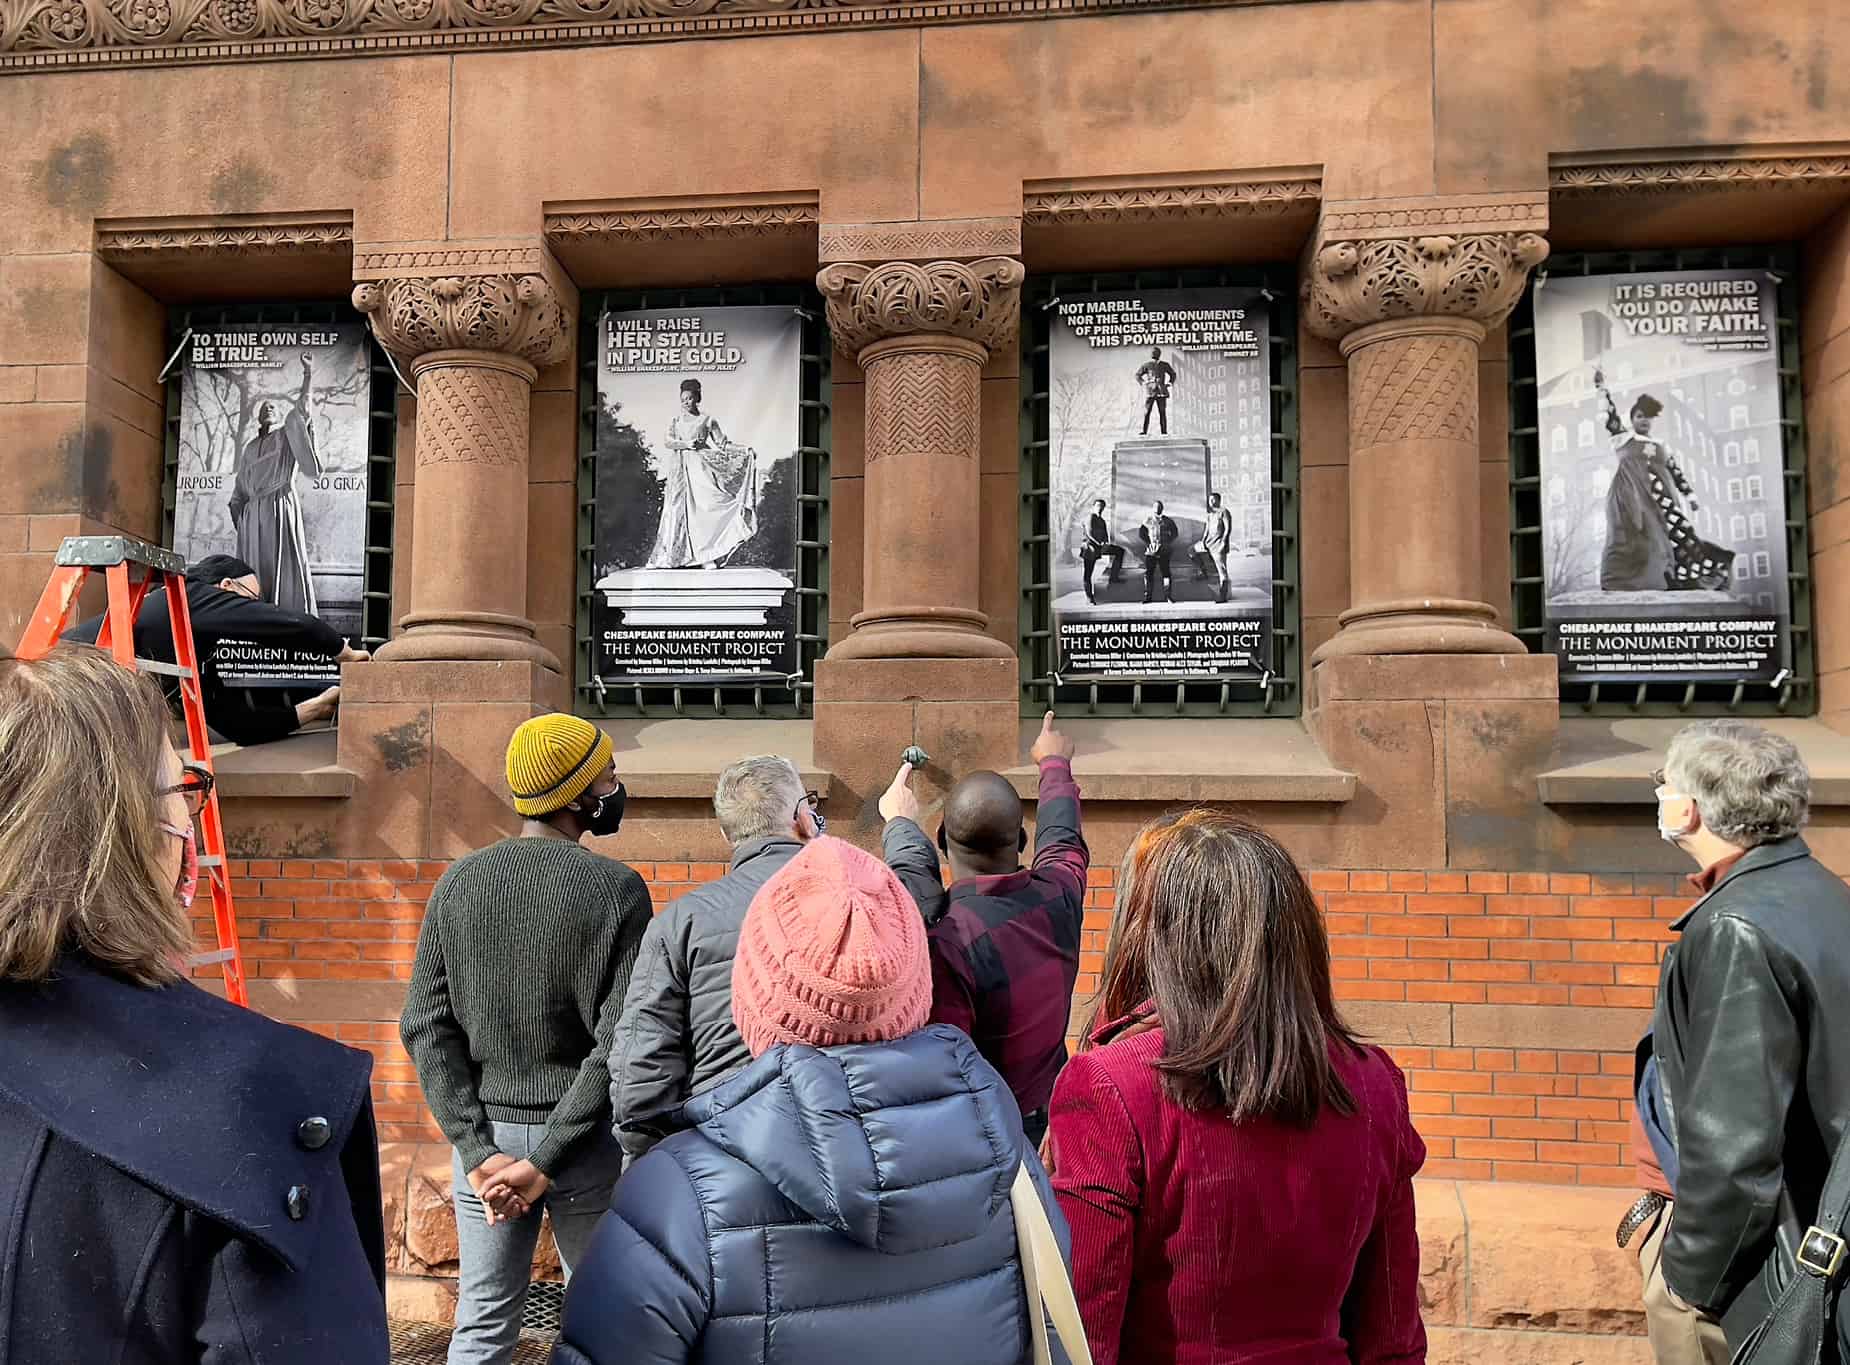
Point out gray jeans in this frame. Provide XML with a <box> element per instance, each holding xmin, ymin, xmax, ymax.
<box><xmin>448</xmin><ymin>1121</ymin><xmax>624</xmax><ymax>1365</ymax></box>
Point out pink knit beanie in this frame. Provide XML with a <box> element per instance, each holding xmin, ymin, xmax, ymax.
<box><xmin>732</xmin><ymin>836</ymin><xmax>932</xmax><ymax>1055</ymax></box>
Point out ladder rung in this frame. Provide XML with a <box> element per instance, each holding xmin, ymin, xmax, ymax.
<box><xmin>188</xmin><ymin>948</ymin><xmax>238</xmax><ymax>966</ymax></box>
<box><xmin>197</xmin><ymin>854</ymin><xmax>224</xmax><ymax>868</ymax></box>
<box><xmin>134</xmin><ymin>658</ymin><xmax>191</xmax><ymax>678</ymax></box>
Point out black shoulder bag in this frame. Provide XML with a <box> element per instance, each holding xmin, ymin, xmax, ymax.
<box><xmin>1732</xmin><ymin>1135</ymin><xmax>1850</xmax><ymax>1365</ymax></box>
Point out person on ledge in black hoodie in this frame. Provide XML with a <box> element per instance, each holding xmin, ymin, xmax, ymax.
<box><xmin>0</xmin><ymin>644</ymin><xmax>388</xmax><ymax>1363</ymax></box>
<box><xmin>68</xmin><ymin>553</ymin><xmax>365</xmax><ymax>747</ymax></box>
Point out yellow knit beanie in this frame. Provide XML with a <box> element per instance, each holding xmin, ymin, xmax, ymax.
<box><xmin>506</xmin><ymin>714</ymin><xmax>614</xmax><ymax>817</ymax></box>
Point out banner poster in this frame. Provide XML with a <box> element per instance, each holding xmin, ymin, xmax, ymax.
<box><xmin>174</xmin><ymin>323</ymin><xmax>372</xmax><ymax>688</ymax></box>
<box><xmin>1533</xmin><ymin>268</ymin><xmax>1791</xmax><ymax>685</ymax></box>
<box><xmin>592</xmin><ymin>306</ymin><xmax>803</xmax><ymax>684</ymax></box>
<box><xmin>1047</xmin><ymin>287</ymin><xmax>1274</xmax><ymax>679</ymax></box>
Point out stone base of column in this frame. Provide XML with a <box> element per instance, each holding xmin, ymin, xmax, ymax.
<box><xmin>1313</xmin><ymin>598</ymin><xmax>1526</xmax><ymax>662</ymax></box>
<box><xmin>814</xmin><ymin>655</ymin><xmax>1020</xmax><ymax>835</ymax></box>
<box><xmin>826</xmin><ymin>606</ymin><xmax>1018</xmax><ymax>661</ymax></box>
<box><xmin>375</xmin><ymin>610</ymin><xmax>563</xmax><ymax>672</ymax></box>
<box><xmin>1307</xmin><ymin>653</ymin><xmax>1559</xmax><ymax>870</ymax></box>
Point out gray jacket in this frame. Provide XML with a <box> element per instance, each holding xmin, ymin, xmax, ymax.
<box><xmin>609</xmin><ymin>836</ymin><xmax>803</xmax><ymax>1161</ymax></box>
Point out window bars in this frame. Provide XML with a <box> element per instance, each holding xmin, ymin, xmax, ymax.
<box><xmin>1507</xmin><ymin>246</ymin><xmax>1814</xmax><ymax>716</ymax></box>
<box><xmin>162</xmin><ymin>300</ymin><xmax>399</xmax><ymax>651</ymax></box>
<box><xmin>574</xmin><ymin>285</ymin><xmax>831</xmax><ymax>720</ymax></box>
<box><xmin>1017</xmin><ymin>267</ymin><xmax>1302</xmax><ymax>718</ymax></box>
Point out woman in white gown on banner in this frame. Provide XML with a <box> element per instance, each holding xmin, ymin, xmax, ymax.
<box><xmin>646</xmin><ymin>378</ymin><xmax>757</xmax><ymax>570</ymax></box>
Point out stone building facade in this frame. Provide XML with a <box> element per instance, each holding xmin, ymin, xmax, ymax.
<box><xmin>5</xmin><ymin>1</ymin><xmax>1850</xmax><ymax>1358</ymax></box>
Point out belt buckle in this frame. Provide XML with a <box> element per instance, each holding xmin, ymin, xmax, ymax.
<box><xmin>1796</xmin><ymin>1227</ymin><xmax>1846</xmax><ymax>1279</ymax></box>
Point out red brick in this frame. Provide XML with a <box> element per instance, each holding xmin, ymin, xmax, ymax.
<box><xmin>1448</xmin><ymin>917</ymin><xmax>1530</xmax><ymax>939</ymax></box>
<box><xmin>1329</xmin><ymin>935</ymin><xmax>1408</xmax><ymax>957</ymax></box>
<box><xmin>1420</xmin><ymin>1158</ymin><xmax>1494</xmax><ymax>1180</ymax></box>
<box><xmin>1450</xmin><ymin>961</ymin><xmax>1533</xmax><ymax>983</ymax></box>
<box><xmin>1406</xmin><ymin>893</ymin><xmax>1485</xmax><ymax>916</ymax></box>
<box><xmin>1473</xmin><ymin>1049</ymin><xmax>1516</xmax><ymax>1071</ymax></box>
<box><xmin>1410</xmin><ymin>1069</ymin><xmax>1493</xmax><ymax>1094</ymax></box>
<box><xmin>1577</xmin><ymin>1167</ymin><xmax>1636</xmax><ymax>1187</ymax></box>
<box><xmin>326</xmin><ymin>962</ymin><xmax>400</xmax><ymax>980</ymax></box>
<box><xmin>1615</xmin><ymin>965</ymin><xmax>1659</xmax><ymax>987</ymax></box>
<box><xmin>361</xmin><ymin>942</ymin><xmax>419</xmax><ymax>962</ymax></box>
<box><xmin>1331</xmin><ymin>959</ymin><xmax>1367</xmax><ymax>980</ymax></box>
<box><xmin>691</xmin><ymin>863</ymin><xmax>726</xmax><ymax>883</ymax></box>
<box><xmin>1507</xmin><ymin>873</ymin><xmax>1550</xmax><ymax>894</ymax></box>
<box><xmin>1497</xmin><ymin>894</ymin><xmax>1569</xmax><ymax>916</ymax></box>
<box><xmin>1573</xmin><ymin>940</ymin><xmax>1661</xmax><ymax>964</ymax></box>
<box><xmin>1407</xmin><ymin>1092</ymin><xmax>1454</xmax><ymax>1115</ymax></box>
<box><xmin>382</xmin><ymin>860</ymin><xmax>421</xmax><ymax>881</ymax></box>
<box><xmin>1408</xmin><ymin>938</ymin><xmax>1488</xmax><ymax>960</ymax></box>
<box><xmin>1466</xmin><ymin>873</ymin><xmax>1508</xmax><ymax>893</ymax></box>
<box><xmin>1496</xmin><ymin>1073</ymin><xmax>1576</xmax><ymax>1096</ymax></box>
<box><xmin>1426</xmin><ymin>873</ymin><xmax>1469</xmax><ymax>893</ymax></box>
<box><xmin>281</xmin><ymin>861</ymin><xmax>318</xmax><ymax>878</ymax></box>
<box><xmin>290</xmin><ymin>900</ymin><xmax>368</xmax><ymax>920</ymax></box>
<box><xmin>1589</xmin><ymin>873</ymin><xmax>1634</xmax><ymax>895</ymax></box>
<box><xmin>1489</xmin><ymin>938</ymin><xmax>1574</xmax><ymax>961</ymax></box>
<box><xmin>1456</xmin><ymin>1095</ymin><xmax>1538</xmax><ymax>1117</ymax></box>
<box><xmin>1571</xmin><ymin>985</ymin><xmax>1655</xmax><ymax>1008</ymax></box>
<box><xmin>1326</xmin><ymin>892</ymin><xmax>1404</xmax><ymax>916</ymax></box>
<box><xmin>1537</xmin><ymin>1098</ymin><xmax>1621</xmax><ymax>1120</ymax></box>
<box><xmin>264</xmin><ymin>922</ymin><xmax>339</xmax><ymax>940</ymax></box>
<box><xmin>1307</xmin><ymin>870</ymin><xmax>1348</xmax><ymax>892</ymax></box>
<box><xmin>1583</xmin><ymin>1120</ymin><xmax>1633</xmax><ymax>1144</ymax></box>
<box><xmin>257</xmin><ymin>961</ymin><xmax>324</xmax><ymax>978</ymax></box>
<box><xmin>1388</xmin><ymin>872</ymin><xmax>1427</xmax><ymax>892</ymax></box>
<box><xmin>1406</xmin><ymin>983</ymin><xmax>1488</xmax><ymax>1004</ymax></box>
<box><xmin>1492</xmin><ymin>1162</ymin><xmax>1579</xmax><ymax>1184</ymax></box>
<box><xmin>1417</xmin><ymin>1116</ymin><xmax>1493</xmax><ymax>1138</ymax></box>
<box><xmin>232</xmin><ymin>899</ymin><xmax>297</xmax><ymax>919</ymax></box>
<box><xmin>1493</xmin><ymin>1118</ymin><xmax>1578</xmax><ymax>1141</ymax></box>
<box><xmin>261</xmin><ymin>880</ymin><xmax>329</xmax><ymax>899</ymax></box>
<box><xmin>417</xmin><ymin>862</ymin><xmax>450</xmax><ymax>880</ymax></box>
<box><xmin>1614</xmin><ymin>920</ymin><xmax>1679</xmax><ymax>943</ymax></box>
<box><xmin>1486</xmin><ymin>985</ymin><xmax>1572</xmax><ymax>1005</ymax></box>
<box><xmin>1454</xmin><ymin>1138</ymin><xmax>1538</xmax><ymax>1160</ymax></box>
<box><xmin>1432</xmin><ymin>1048</ymin><xmax>1475</xmax><ymax>1070</ymax></box>
<box><xmin>1557</xmin><ymin>1053</ymin><xmax>1601</xmax><ymax>1075</ymax></box>
<box><xmin>655</xmin><ymin>862</ymin><xmax>691</xmax><ymax>881</ymax></box>
<box><xmin>1085</xmin><ymin>866</ymin><xmax>1115</xmax><ymax>888</ymax></box>
<box><xmin>1367</xmin><ymin>914</ymin><xmax>1449</xmax><ymax>936</ymax></box>
<box><xmin>1348</xmin><ymin>871</ymin><xmax>1389</xmax><ymax>892</ymax></box>
<box><xmin>293</xmin><ymin>940</ymin><xmax>361</xmax><ymax>961</ymax></box>
<box><xmin>1537</xmin><ymin>1140</ymin><xmax>1620</xmax><ymax>1165</ymax></box>
<box><xmin>245</xmin><ymin>860</ymin><xmax>281</xmax><ymax>878</ymax></box>
<box><xmin>1368</xmin><ymin>959</ymin><xmax>1448</xmax><ymax>982</ymax></box>
<box><xmin>312</xmin><ymin>860</ymin><xmax>348</xmax><ymax>878</ymax></box>
<box><xmin>1534</xmin><ymin>963</ymin><xmax>1617</xmax><ymax>985</ymax></box>
<box><xmin>1548</xmin><ymin>874</ymin><xmax>1592</xmax><ymax>894</ymax></box>
<box><xmin>1332</xmin><ymin>981</ymin><xmax>1406</xmax><ymax>1002</ymax></box>
<box><xmin>1323</xmin><ymin>914</ymin><xmax>1368</xmax><ymax>936</ymax></box>
<box><xmin>1571</xmin><ymin>895</ymin><xmax>1655</xmax><ymax>919</ymax></box>
<box><xmin>329</xmin><ymin>879</ymin><xmax>399</xmax><ymax>900</ymax></box>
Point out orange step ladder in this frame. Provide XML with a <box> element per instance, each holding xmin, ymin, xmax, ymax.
<box><xmin>14</xmin><ymin>535</ymin><xmax>249</xmax><ymax>1007</ymax></box>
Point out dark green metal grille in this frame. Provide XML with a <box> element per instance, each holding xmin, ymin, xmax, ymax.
<box><xmin>1017</xmin><ymin>267</ymin><xmax>1302</xmax><ymax>717</ymax></box>
<box><xmin>162</xmin><ymin>300</ymin><xmax>399</xmax><ymax>650</ymax></box>
<box><xmin>1507</xmin><ymin>246</ymin><xmax>1814</xmax><ymax>715</ymax></box>
<box><xmin>574</xmin><ymin>285</ymin><xmax>830</xmax><ymax>719</ymax></box>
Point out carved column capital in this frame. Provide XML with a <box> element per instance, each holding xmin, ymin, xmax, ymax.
<box><xmin>351</xmin><ymin>238</ymin><xmax>577</xmax><ymax>368</ymax></box>
<box><xmin>1302</xmin><ymin>193</ymin><xmax>1550</xmax><ymax>341</ymax></box>
<box><xmin>816</xmin><ymin>257</ymin><xmax>1026</xmax><ymax>360</ymax></box>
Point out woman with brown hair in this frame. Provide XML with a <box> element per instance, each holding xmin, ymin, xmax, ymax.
<box><xmin>0</xmin><ymin>644</ymin><xmax>388</xmax><ymax>1363</ymax></box>
<box><xmin>1045</xmin><ymin>809</ymin><xmax>1426</xmax><ymax>1365</ymax></box>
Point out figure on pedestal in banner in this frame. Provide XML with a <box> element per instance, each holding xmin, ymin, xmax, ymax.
<box><xmin>1081</xmin><ymin>499</ymin><xmax>1125</xmax><ymax>604</ymax></box>
<box><xmin>228</xmin><ymin>354</ymin><xmax>321</xmax><ymax>615</ymax></box>
<box><xmin>1200</xmin><ymin>491</ymin><xmax>1235</xmax><ymax>604</ymax></box>
<box><xmin>1596</xmin><ymin>370</ymin><xmax>1734</xmax><ymax>594</ymax></box>
<box><xmin>1139</xmin><ymin>499</ymin><xmax>1178</xmax><ymax>603</ymax></box>
<box><xmin>1135</xmin><ymin>347</ymin><xmax>1178</xmax><ymax>436</ymax></box>
<box><xmin>645</xmin><ymin>378</ymin><xmax>759</xmax><ymax>571</ymax></box>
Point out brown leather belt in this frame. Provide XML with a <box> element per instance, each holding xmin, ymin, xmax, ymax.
<box><xmin>1617</xmin><ymin>1191</ymin><xmax>1668</xmax><ymax>1249</ymax></box>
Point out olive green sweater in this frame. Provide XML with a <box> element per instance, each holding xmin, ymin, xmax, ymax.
<box><xmin>401</xmin><ymin>837</ymin><xmax>651</xmax><ymax>1175</ymax></box>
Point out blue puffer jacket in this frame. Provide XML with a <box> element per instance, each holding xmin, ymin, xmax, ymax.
<box><xmin>551</xmin><ymin>1024</ymin><xmax>1069</xmax><ymax>1365</ymax></box>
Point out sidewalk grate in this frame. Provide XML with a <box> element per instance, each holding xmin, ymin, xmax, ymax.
<box><xmin>389</xmin><ymin>1320</ymin><xmax>557</xmax><ymax>1365</ymax></box>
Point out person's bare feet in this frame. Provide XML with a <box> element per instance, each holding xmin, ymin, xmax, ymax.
<box><xmin>296</xmin><ymin>686</ymin><xmax>340</xmax><ymax>728</ymax></box>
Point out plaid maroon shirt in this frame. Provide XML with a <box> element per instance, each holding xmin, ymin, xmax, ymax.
<box><xmin>921</xmin><ymin>757</ymin><xmax>1089</xmax><ymax>1117</ymax></box>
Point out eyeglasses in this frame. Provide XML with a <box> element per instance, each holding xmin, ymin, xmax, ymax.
<box><xmin>162</xmin><ymin>763</ymin><xmax>215</xmax><ymax>817</ymax></box>
<box><xmin>1650</xmin><ymin>768</ymin><xmax>1666</xmax><ymax>787</ymax></box>
<box><xmin>792</xmin><ymin>790</ymin><xmax>823</xmax><ymax>820</ymax></box>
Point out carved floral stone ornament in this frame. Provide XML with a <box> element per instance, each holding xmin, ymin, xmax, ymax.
<box><xmin>351</xmin><ymin>273</ymin><xmax>570</xmax><ymax>368</ymax></box>
<box><xmin>1303</xmin><ymin>231</ymin><xmax>1551</xmax><ymax>340</ymax></box>
<box><xmin>816</xmin><ymin>257</ymin><xmax>1027</xmax><ymax>358</ymax></box>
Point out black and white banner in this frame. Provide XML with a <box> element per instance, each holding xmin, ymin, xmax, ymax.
<box><xmin>1533</xmin><ymin>269</ymin><xmax>1791</xmax><ymax>684</ymax></box>
<box><xmin>591</xmin><ymin>306</ymin><xmax>803</xmax><ymax>683</ymax></box>
<box><xmin>175</xmin><ymin>323</ymin><xmax>372</xmax><ymax>686</ymax></box>
<box><xmin>1047</xmin><ymin>287</ymin><xmax>1274</xmax><ymax>679</ymax></box>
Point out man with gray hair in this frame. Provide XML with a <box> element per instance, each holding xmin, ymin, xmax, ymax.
<box><xmin>1626</xmin><ymin>720</ymin><xmax>1850</xmax><ymax>1362</ymax></box>
<box><xmin>608</xmin><ymin>755</ymin><xmax>823</xmax><ymax>1161</ymax></box>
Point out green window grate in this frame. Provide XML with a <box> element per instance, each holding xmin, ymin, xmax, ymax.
<box><xmin>1017</xmin><ymin>266</ymin><xmax>1302</xmax><ymax>718</ymax></box>
<box><xmin>1507</xmin><ymin>246</ymin><xmax>1814</xmax><ymax>715</ymax></box>
<box><xmin>573</xmin><ymin>284</ymin><xmax>831</xmax><ymax>719</ymax></box>
<box><xmin>162</xmin><ymin>300</ymin><xmax>399</xmax><ymax>650</ymax></box>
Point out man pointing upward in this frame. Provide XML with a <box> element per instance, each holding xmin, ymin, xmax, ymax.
<box><xmin>879</xmin><ymin>712</ymin><xmax>1089</xmax><ymax>1143</ymax></box>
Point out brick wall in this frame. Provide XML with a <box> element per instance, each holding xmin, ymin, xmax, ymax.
<box><xmin>207</xmin><ymin>859</ymin><xmax>1688</xmax><ymax>1181</ymax></box>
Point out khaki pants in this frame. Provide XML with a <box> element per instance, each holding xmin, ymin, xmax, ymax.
<box><xmin>1638</xmin><ymin>1202</ymin><xmax>1731</xmax><ymax>1365</ymax></box>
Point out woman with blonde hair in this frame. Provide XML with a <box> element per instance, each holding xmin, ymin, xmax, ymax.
<box><xmin>1045</xmin><ymin>809</ymin><xmax>1426</xmax><ymax>1365</ymax></box>
<box><xmin>0</xmin><ymin>644</ymin><xmax>388</xmax><ymax>1363</ymax></box>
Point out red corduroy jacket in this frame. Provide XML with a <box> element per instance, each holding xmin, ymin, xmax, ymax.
<box><xmin>1046</xmin><ymin>1014</ymin><xmax>1427</xmax><ymax>1365</ymax></box>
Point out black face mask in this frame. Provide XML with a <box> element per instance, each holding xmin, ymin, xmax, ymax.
<box><xmin>582</xmin><ymin>783</ymin><xmax>627</xmax><ymax>837</ymax></box>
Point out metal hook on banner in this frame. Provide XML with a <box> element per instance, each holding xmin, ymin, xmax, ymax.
<box><xmin>1772</xmin><ymin>667</ymin><xmax>1792</xmax><ymax>689</ymax></box>
<box><xmin>1259</xmin><ymin>287</ymin><xmax>1275</xmax><ymax>302</ymax></box>
<box><xmin>791</xmin><ymin>306</ymin><xmax>818</xmax><ymax>322</ymax></box>
<box><xmin>1765</xmin><ymin>270</ymin><xmax>1786</xmax><ymax>286</ymax></box>
<box><xmin>155</xmin><ymin>328</ymin><xmax>195</xmax><ymax>385</ymax></box>
<box><xmin>1042</xmin><ymin>295</ymin><xmax>1063</xmax><ymax>312</ymax></box>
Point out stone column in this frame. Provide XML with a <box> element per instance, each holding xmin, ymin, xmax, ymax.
<box><xmin>1303</xmin><ymin>200</ymin><xmax>1550</xmax><ymax>660</ymax></box>
<box><xmin>352</xmin><ymin>241</ymin><xmax>576</xmax><ymax>671</ymax></box>
<box><xmin>816</xmin><ymin>256</ymin><xmax>1024</xmax><ymax>660</ymax></box>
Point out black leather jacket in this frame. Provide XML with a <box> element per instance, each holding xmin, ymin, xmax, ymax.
<box><xmin>1650</xmin><ymin>837</ymin><xmax>1850</xmax><ymax>1341</ymax></box>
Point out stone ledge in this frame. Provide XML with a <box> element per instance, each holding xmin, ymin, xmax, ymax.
<box><xmin>1538</xmin><ymin>716</ymin><xmax>1850</xmax><ymax>805</ymax></box>
<box><xmin>593</xmin><ymin>718</ymin><xmax>831</xmax><ymax>800</ymax></box>
<box><xmin>211</xmin><ymin>728</ymin><xmax>355</xmax><ymax>800</ymax></box>
<box><xmin>1003</xmin><ymin>717</ymin><xmax>1355</xmax><ymax>804</ymax></box>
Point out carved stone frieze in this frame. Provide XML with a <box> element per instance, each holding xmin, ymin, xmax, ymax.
<box><xmin>351</xmin><ymin>238</ymin><xmax>575</xmax><ymax>366</ymax></box>
<box><xmin>1022</xmin><ymin>174</ymin><xmax>1321</xmax><ymax>224</ymax></box>
<box><xmin>1303</xmin><ymin>232</ymin><xmax>1550</xmax><ymax>340</ymax></box>
<box><xmin>1551</xmin><ymin>150</ymin><xmax>1850</xmax><ymax>196</ymax></box>
<box><xmin>97</xmin><ymin>214</ymin><xmax>352</xmax><ymax>259</ymax></box>
<box><xmin>816</xmin><ymin>257</ymin><xmax>1025</xmax><ymax>358</ymax></box>
<box><xmin>0</xmin><ymin>0</ymin><xmax>1270</xmax><ymax>72</ymax></box>
<box><xmin>818</xmin><ymin>218</ymin><xmax>1021</xmax><ymax>265</ymax></box>
<box><xmin>1318</xmin><ymin>192</ymin><xmax>1548</xmax><ymax>239</ymax></box>
<box><xmin>545</xmin><ymin>199</ymin><xmax>818</xmax><ymax>243</ymax></box>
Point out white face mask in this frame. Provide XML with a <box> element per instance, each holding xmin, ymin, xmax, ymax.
<box><xmin>1656</xmin><ymin>785</ymin><xmax>1698</xmax><ymax>844</ymax></box>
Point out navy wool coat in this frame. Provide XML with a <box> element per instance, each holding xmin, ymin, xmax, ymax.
<box><xmin>0</xmin><ymin>954</ymin><xmax>389</xmax><ymax>1364</ymax></box>
<box><xmin>554</xmin><ymin>1024</ymin><xmax>1070</xmax><ymax>1365</ymax></box>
